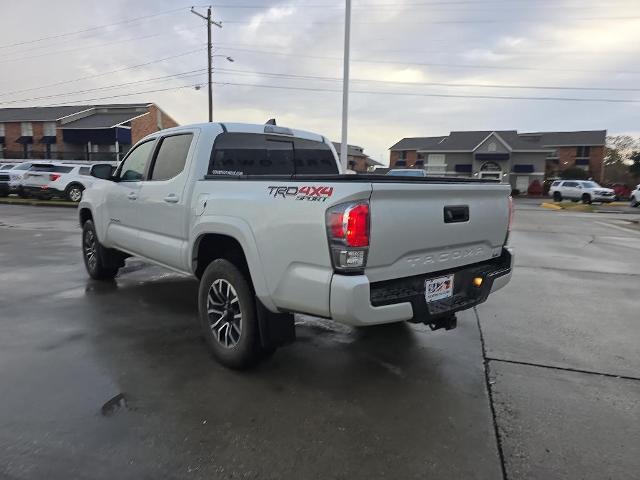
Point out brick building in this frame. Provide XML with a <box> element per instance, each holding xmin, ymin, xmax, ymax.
<box><xmin>0</xmin><ymin>103</ymin><xmax>178</xmax><ymax>161</ymax></box>
<box><xmin>332</xmin><ymin>142</ymin><xmax>381</xmax><ymax>172</ymax></box>
<box><xmin>389</xmin><ymin>130</ymin><xmax>606</xmax><ymax>191</ymax></box>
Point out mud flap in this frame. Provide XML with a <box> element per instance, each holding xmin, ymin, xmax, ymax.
<box><xmin>256</xmin><ymin>299</ymin><xmax>296</xmax><ymax>349</ymax></box>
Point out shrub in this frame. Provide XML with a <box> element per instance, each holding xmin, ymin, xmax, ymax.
<box><xmin>511</xmin><ymin>188</ymin><xmax>520</xmax><ymax>196</ymax></box>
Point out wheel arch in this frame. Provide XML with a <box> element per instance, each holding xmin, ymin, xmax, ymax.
<box><xmin>191</xmin><ymin>220</ymin><xmax>275</xmax><ymax>312</ymax></box>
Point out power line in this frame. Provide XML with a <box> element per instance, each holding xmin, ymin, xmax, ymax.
<box><xmin>42</xmin><ymin>83</ymin><xmax>202</xmax><ymax>107</ymax></box>
<box><xmin>219</xmin><ymin>46</ymin><xmax>640</xmax><ymax>75</ymax></box>
<box><xmin>219</xmin><ymin>16</ymin><xmax>640</xmax><ymax>24</ymax></box>
<box><xmin>0</xmin><ymin>7</ymin><xmax>188</xmax><ymax>50</ymax></box>
<box><xmin>0</xmin><ymin>30</ymin><xmax>205</xmax><ymax>64</ymax></box>
<box><xmin>27</xmin><ymin>78</ymin><xmax>640</xmax><ymax>108</ymax></box>
<box><xmin>209</xmin><ymin>80</ymin><xmax>640</xmax><ymax>103</ymax></box>
<box><xmin>0</xmin><ymin>70</ymin><xmax>208</xmax><ymax>106</ymax></box>
<box><xmin>212</xmin><ymin>66</ymin><xmax>640</xmax><ymax>92</ymax></box>
<box><xmin>0</xmin><ymin>48</ymin><xmax>205</xmax><ymax>98</ymax></box>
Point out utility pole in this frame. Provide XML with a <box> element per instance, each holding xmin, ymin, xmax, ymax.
<box><xmin>340</xmin><ymin>0</ymin><xmax>351</xmax><ymax>172</ymax></box>
<box><xmin>191</xmin><ymin>6</ymin><xmax>222</xmax><ymax>122</ymax></box>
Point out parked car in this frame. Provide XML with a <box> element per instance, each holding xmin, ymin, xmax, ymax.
<box><xmin>548</xmin><ymin>180</ymin><xmax>616</xmax><ymax>204</ymax></box>
<box><xmin>630</xmin><ymin>185</ymin><xmax>640</xmax><ymax>207</ymax></box>
<box><xmin>387</xmin><ymin>168</ymin><xmax>427</xmax><ymax>177</ymax></box>
<box><xmin>79</xmin><ymin>122</ymin><xmax>514</xmax><ymax>368</ymax></box>
<box><xmin>0</xmin><ymin>169</ymin><xmax>10</xmax><ymax>197</ymax></box>
<box><xmin>0</xmin><ymin>163</ymin><xmax>18</xmax><ymax>171</ymax></box>
<box><xmin>22</xmin><ymin>162</ymin><xmax>96</xmax><ymax>202</ymax></box>
<box><xmin>7</xmin><ymin>161</ymin><xmax>38</xmax><ymax>197</ymax></box>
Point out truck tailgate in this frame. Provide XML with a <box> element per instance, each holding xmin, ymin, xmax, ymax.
<box><xmin>366</xmin><ymin>182</ymin><xmax>511</xmax><ymax>282</ymax></box>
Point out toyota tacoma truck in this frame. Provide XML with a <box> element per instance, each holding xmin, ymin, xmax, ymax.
<box><xmin>80</xmin><ymin>122</ymin><xmax>514</xmax><ymax>368</ymax></box>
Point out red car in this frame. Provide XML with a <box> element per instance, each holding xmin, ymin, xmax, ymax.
<box><xmin>611</xmin><ymin>184</ymin><xmax>631</xmax><ymax>200</ymax></box>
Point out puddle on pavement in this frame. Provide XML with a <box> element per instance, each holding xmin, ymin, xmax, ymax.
<box><xmin>101</xmin><ymin>393</ymin><xmax>130</xmax><ymax>417</ymax></box>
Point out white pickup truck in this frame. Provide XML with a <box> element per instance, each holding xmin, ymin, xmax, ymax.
<box><xmin>80</xmin><ymin>122</ymin><xmax>514</xmax><ymax>368</ymax></box>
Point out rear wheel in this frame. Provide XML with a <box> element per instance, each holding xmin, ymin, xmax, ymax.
<box><xmin>82</xmin><ymin>220</ymin><xmax>119</xmax><ymax>280</ymax></box>
<box><xmin>553</xmin><ymin>191</ymin><xmax>562</xmax><ymax>202</ymax></box>
<box><xmin>198</xmin><ymin>259</ymin><xmax>262</xmax><ymax>369</ymax></box>
<box><xmin>581</xmin><ymin>193</ymin><xmax>592</xmax><ymax>204</ymax></box>
<box><xmin>66</xmin><ymin>184</ymin><xmax>84</xmax><ymax>202</ymax></box>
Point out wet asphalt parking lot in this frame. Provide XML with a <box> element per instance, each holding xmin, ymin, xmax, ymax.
<box><xmin>1</xmin><ymin>201</ymin><xmax>639</xmax><ymax>480</ymax></box>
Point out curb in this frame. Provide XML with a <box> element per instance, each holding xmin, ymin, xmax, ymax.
<box><xmin>540</xmin><ymin>202</ymin><xmax>562</xmax><ymax>210</ymax></box>
<box><xmin>0</xmin><ymin>198</ymin><xmax>77</xmax><ymax>208</ymax></box>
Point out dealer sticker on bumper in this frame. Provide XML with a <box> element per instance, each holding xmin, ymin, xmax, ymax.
<box><xmin>425</xmin><ymin>274</ymin><xmax>454</xmax><ymax>303</ymax></box>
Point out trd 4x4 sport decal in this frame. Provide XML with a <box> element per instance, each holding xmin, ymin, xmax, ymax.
<box><xmin>267</xmin><ymin>185</ymin><xmax>334</xmax><ymax>202</ymax></box>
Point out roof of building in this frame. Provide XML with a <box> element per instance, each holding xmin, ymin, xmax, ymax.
<box><xmin>0</xmin><ymin>106</ymin><xmax>93</xmax><ymax>122</ymax></box>
<box><xmin>525</xmin><ymin>130</ymin><xmax>607</xmax><ymax>146</ymax></box>
<box><xmin>60</xmin><ymin>111</ymin><xmax>148</xmax><ymax>129</ymax></box>
<box><xmin>0</xmin><ymin>104</ymin><xmax>151</xmax><ymax>123</ymax></box>
<box><xmin>332</xmin><ymin>142</ymin><xmax>382</xmax><ymax>166</ymax></box>
<box><xmin>390</xmin><ymin>130</ymin><xmax>607</xmax><ymax>151</ymax></box>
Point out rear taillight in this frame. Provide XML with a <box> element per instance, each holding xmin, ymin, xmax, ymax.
<box><xmin>504</xmin><ymin>195</ymin><xmax>514</xmax><ymax>244</ymax></box>
<box><xmin>49</xmin><ymin>174</ymin><xmax>61</xmax><ymax>181</ymax></box>
<box><xmin>326</xmin><ymin>201</ymin><xmax>370</xmax><ymax>273</ymax></box>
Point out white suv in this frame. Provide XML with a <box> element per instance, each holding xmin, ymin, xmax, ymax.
<box><xmin>631</xmin><ymin>185</ymin><xmax>640</xmax><ymax>207</ymax></box>
<box><xmin>549</xmin><ymin>180</ymin><xmax>616</xmax><ymax>204</ymax></box>
<box><xmin>22</xmin><ymin>162</ymin><xmax>97</xmax><ymax>202</ymax></box>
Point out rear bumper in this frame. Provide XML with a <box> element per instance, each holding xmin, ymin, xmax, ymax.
<box><xmin>22</xmin><ymin>186</ymin><xmax>64</xmax><ymax>197</ymax></box>
<box><xmin>330</xmin><ymin>247</ymin><xmax>513</xmax><ymax>326</ymax></box>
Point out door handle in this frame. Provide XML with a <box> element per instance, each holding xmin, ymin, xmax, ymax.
<box><xmin>163</xmin><ymin>194</ymin><xmax>179</xmax><ymax>204</ymax></box>
<box><xmin>127</xmin><ymin>192</ymin><xmax>138</xmax><ymax>200</ymax></box>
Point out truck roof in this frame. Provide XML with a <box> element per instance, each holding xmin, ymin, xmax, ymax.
<box><xmin>152</xmin><ymin>122</ymin><xmax>326</xmax><ymax>144</ymax></box>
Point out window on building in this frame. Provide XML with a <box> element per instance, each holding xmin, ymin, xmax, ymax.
<box><xmin>576</xmin><ymin>146</ymin><xmax>591</xmax><ymax>158</ymax></box>
<box><xmin>547</xmin><ymin>149</ymin><xmax>559</xmax><ymax>159</ymax></box>
<box><xmin>414</xmin><ymin>160</ymin><xmax>424</xmax><ymax>167</ymax></box>
<box><xmin>21</xmin><ymin>122</ymin><xmax>33</xmax><ymax>136</ymax></box>
<box><xmin>426</xmin><ymin>154</ymin><xmax>447</xmax><ymax>174</ymax></box>
<box><xmin>348</xmin><ymin>160</ymin><xmax>355</xmax><ymax>169</ymax></box>
<box><xmin>43</xmin><ymin>122</ymin><xmax>56</xmax><ymax>137</ymax></box>
<box><xmin>395</xmin><ymin>160</ymin><xmax>406</xmax><ymax>167</ymax></box>
<box><xmin>0</xmin><ymin>123</ymin><xmax>5</xmax><ymax>136</ymax></box>
<box><xmin>149</xmin><ymin>134</ymin><xmax>193</xmax><ymax>181</ymax></box>
<box><xmin>398</xmin><ymin>151</ymin><xmax>407</xmax><ymax>160</ymax></box>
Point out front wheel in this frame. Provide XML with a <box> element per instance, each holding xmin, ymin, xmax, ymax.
<box><xmin>631</xmin><ymin>196</ymin><xmax>639</xmax><ymax>208</ymax></box>
<box><xmin>198</xmin><ymin>259</ymin><xmax>262</xmax><ymax>369</ymax></box>
<box><xmin>66</xmin><ymin>184</ymin><xmax>84</xmax><ymax>202</ymax></box>
<box><xmin>581</xmin><ymin>193</ymin><xmax>592</xmax><ymax>204</ymax></box>
<box><xmin>82</xmin><ymin>220</ymin><xmax>119</xmax><ymax>280</ymax></box>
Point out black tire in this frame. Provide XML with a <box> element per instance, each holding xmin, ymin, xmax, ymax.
<box><xmin>198</xmin><ymin>259</ymin><xmax>262</xmax><ymax>369</ymax></box>
<box><xmin>631</xmin><ymin>196</ymin><xmax>639</xmax><ymax>208</ymax></box>
<box><xmin>66</xmin><ymin>183</ymin><xmax>84</xmax><ymax>202</ymax></box>
<box><xmin>82</xmin><ymin>220</ymin><xmax>118</xmax><ymax>280</ymax></box>
<box><xmin>581</xmin><ymin>193</ymin><xmax>592</xmax><ymax>204</ymax></box>
<box><xmin>553</xmin><ymin>191</ymin><xmax>562</xmax><ymax>202</ymax></box>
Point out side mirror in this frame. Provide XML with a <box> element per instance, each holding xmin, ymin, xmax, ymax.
<box><xmin>91</xmin><ymin>163</ymin><xmax>114</xmax><ymax>180</ymax></box>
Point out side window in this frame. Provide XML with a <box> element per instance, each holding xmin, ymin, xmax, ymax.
<box><xmin>79</xmin><ymin>167</ymin><xmax>91</xmax><ymax>176</ymax></box>
<box><xmin>564</xmin><ymin>181</ymin><xmax>576</xmax><ymax>187</ymax></box>
<box><xmin>118</xmin><ymin>140</ymin><xmax>155</xmax><ymax>181</ymax></box>
<box><xmin>551</xmin><ymin>181</ymin><xmax>560</xmax><ymax>187</ymax></box>
<box><xmin>294</xmin><ymin>138</ymin><xmax>339</xmax><ymax>174</ymax></box>
<box><xmin>149</xmin><ymin>134</ymin><xmax>193</xmax><ymax>181</ymax></box>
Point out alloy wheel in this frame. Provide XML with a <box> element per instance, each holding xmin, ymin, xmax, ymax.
<box><xmin>84</xmin><ymin>230</ymin><xmax>97</xmax><ymax>271</ymax></box>
<box><xmin>69</xmin><ymin>187</ymin><xmax>82</xmax><ymax>202</ymax></box>
<box><xmin>207</xmin><ymin>279</ymin><xmax>242</xmax><ymax>348</ymax></box>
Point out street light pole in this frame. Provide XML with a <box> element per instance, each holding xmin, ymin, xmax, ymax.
<box><xmin>191</xmin><ymin>6</ymin><xmax>222</xmax><ymax>122</ymax></box>
<box><xmin>339</xmin><ymin>0</ymin><xmax>351</xmax><ymax>172</ymax></box>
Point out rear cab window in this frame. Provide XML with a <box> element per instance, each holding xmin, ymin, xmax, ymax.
<box><xmin>209</xmin><ymin>133</ymin><xmax>338</xmax><ymax>176</ymax></box>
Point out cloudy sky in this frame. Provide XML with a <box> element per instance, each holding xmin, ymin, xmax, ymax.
<box><xmin>2</xmin><ymin>0</ymin><xmax>640</xmax><ymax>163</ymax></box>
